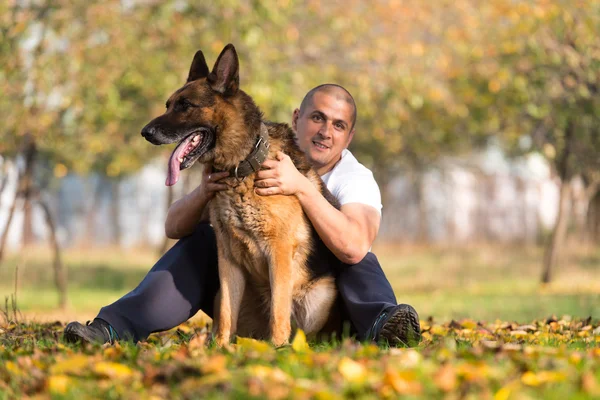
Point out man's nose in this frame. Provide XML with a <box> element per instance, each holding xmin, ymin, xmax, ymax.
<box><xmin>318</xmin><ymin>122</ymin><xmax>333</xmax><ymax>139</ymax></box>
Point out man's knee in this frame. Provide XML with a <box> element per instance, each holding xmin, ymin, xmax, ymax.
<box><xmin>337</xmin><ymin>252</ymin><xmax>382</xmax><ymax>282</ymax></box>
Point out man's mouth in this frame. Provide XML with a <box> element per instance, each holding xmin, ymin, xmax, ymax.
<box><xmin>166</xmin><ymin>131</ymin><xmax>205</xmax><ymax>186</ymax></box>
<box><xmin>312</xmin><ymin>141</ymin><xmax>330</xmax><ymax>150</ymax></box>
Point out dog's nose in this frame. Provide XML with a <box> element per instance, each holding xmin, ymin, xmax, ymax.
<box><xmin>141</xmin><ymin>124</ymin><xmax>154</xmax><ymax>139</ymax></box>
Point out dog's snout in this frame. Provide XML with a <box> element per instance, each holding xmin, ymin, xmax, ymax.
<box><xmin>141</xmin><ymin>124</ymin><xmax>155</xmax><ymax>139</ymax></box>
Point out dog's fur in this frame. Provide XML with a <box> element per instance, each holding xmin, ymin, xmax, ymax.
<box><xmin>141</xmin><ymin>44</ymin><xmax>339</xmax><ymax>346</ymax></box>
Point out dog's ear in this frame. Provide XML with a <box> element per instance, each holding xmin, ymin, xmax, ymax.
<box><xmin>187</xmin><ymin>50</ymin><xmax>210</xmax><ymax>83</ymax></box>
<box><xmin>207</xmin><ymin>44</ymin><xmax>239</xmax><ymax>96</ymax></box>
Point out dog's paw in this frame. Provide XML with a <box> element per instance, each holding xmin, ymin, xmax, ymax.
<box><xmin>215</xmin><ymin>334</ymin><xmax>230</xmax><ymax>348</ymax></box>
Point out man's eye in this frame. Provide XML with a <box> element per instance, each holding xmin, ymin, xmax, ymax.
<box><xmin>312</xmin><ymin>115</ymin><xmax>322</xmax><ymax>121</ymax></box>
<box><xmin>335</xmin><ymin>123</ymin><xmax>344</xmax><ymax>130</ymax></box>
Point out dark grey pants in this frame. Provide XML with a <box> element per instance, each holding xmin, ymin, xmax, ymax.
<box><xmin>98</xmin><ymin>223</ymin><xmax>398</xmax><ymax>342</ymax></box>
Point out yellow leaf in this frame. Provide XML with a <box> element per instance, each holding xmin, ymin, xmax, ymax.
<box><xmin>47</xmin><ymin>374</ymin><xmax>71</xmax><ymax>395</ymax></box>
<box><xmin>92</xmin><ymin>362</ymin><xmax>133</xmax><ymax>380</ymax></box>
<box><xmin>50</xmin><ymin>355</ymin><xmax>90</xmax><ymax>375</ymax></box>
<box><xmin>5</xmin><ymin>361</ymin><xmax>21</xmax><ymax>376</ymax></box>
<box><xmin>430</xmin><ymin>325</ymin><xmax>448</xmax><ymax>336</ymax></box>
<box><xmin>246</xmin><ymin>365</ymin><xmax>291</xmax><ymax>383</ymax></box>
<box><xmin>200</xmin><ymin>355</ymin><xmax>227</xmax><ymax>375</ymax></box>
<box><xmin>510</xmin><ymin>330</ymin><xmax>528</xmax><ymax>338</ymax></box>
<box><xmin>521</xmin><ymin>371</ymin><xmax>566</xmax><ymax>386</ymax></box>
<box><xmin>461</xmin><ymin>319</ymin><xmax>478</xmax><ymax>329</ymax></box>
<box><xmin>338</xmin><ymin>357</ymin><xmax>366</xmax><ymax>383</ymax></box>
<box><xmin>434</xmin><ymin>364</ymin><xmax>457</xmax><ymax>392</ymax></box>
<box><xmin>291</xmin><ymin>329</ymin><xmax>310</xmax><ymax>353</ymax></box>
<box><xmin>494</xmin><ymin>386</ymin><xmax>511</xmax><ymax>400</ymax></box>
<box><xmin>236</xmin><ymin>337</ymin><xmax>274</xmax><ymax>354</ymax></box>
<box><xmin>384</xmin><ymin>369</ymin><xmax>422</xmax><ymax>395</ymax></box>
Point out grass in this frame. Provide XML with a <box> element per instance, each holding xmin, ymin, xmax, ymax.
<box><xmin>0</xmin><ymin>243</ymin><xmax>599</xmax><ymax>398</ymax></box>
<box><xmin>0</xmin><ymin>242</ymin><xmax>598</xmax><ymax>323</ymax></box>
<box><xmin>1</xmin><ymin>316</ymin><xmax>599</xmax><ymax>398</ymax></box>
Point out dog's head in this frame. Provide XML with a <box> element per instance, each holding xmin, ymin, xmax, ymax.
<box><xmin>141</xmin><ymin>44</ymin><xmax>259</xmax><ymax>186</ymax></box>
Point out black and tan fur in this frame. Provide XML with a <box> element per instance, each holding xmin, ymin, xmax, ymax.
<box><xmin>141</xmin><ymin>44</ymin><xmax>339</xmax><ymax>346</ymax></box>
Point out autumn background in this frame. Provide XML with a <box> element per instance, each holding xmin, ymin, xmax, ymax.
<box><xmin>1</xmin><ymin>0</ymin><xmax>600</xmax><ymax>398</ymax></box>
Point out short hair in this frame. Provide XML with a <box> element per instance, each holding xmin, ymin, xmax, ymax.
<box><xmin>299</xmin><ymin>84</ymin><xmax>357</xmax><ymax>130</ymax></box>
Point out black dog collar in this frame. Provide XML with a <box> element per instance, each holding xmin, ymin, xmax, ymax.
<box><xmin>228</xmin><ymin>122</ymin><xmax>270</xmax><ymax>179</ymax></box>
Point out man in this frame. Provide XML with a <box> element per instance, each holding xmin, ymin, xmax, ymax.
<box><xmin>64</xmin><ymin>84</ymin><xmax>421</xmax><ymax>347</ymax></box>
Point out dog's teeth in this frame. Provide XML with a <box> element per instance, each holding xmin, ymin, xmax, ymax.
<box><xmin>178</xmin><ymin>157</ymin><xmax>184</xmax><ymax>163</ymax></box>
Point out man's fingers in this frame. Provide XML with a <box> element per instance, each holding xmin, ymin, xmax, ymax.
<box><xmin>261</xmin><ymin>159</ymin><xmax>278</xmax><ymax>169</ymax></box>
<box><xmin>254</xmin><ymin>179</ymin><xmax>277</xmax><ymax>188</ymax></box>
<box><xmin>210</xmin><ymin>171</ymin><xmax>229</xmax><ymax>181</ymax></box>
<box><xmin>254</xmin><ymin>187</ymin><xmax>282</xmax><ymax>196</ymax></box>
<box><xmin>208</xmin><ymin>183</ymin><xmax>229</xmax><ymax>192</ymax></box>
<box><xmin>276</xmin><ymin>151</ymin><xmax>286</xmax><ymax>161</ymax></box>
<box><xmin>256</xmin><ymin>169</ymin><xmax>277</xmax><ymax>180</ymax></box>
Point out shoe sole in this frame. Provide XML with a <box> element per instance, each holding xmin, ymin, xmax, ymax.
<box><xmin>378</xmin><ymin>304</ymin><xmax>421</xmax><ymax>347</ymax></box>
<box><xmin>64</xmin><ymin>322</ymin><xmax>107</xmax><ymax>344</ymax></box>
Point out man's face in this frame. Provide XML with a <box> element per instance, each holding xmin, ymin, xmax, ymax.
<box><xmin>292</xmin><ymin>91</ymin><xmax>355</xmax><ymax>175</ymax></box>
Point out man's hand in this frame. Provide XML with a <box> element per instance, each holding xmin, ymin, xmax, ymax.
<box><xmin>200</xmin><ymin>168</ymin><xmax>229</xmax><ymax>201</ymax></box>
<box><xmin>164</xmin><ymin>167</ymin><xmax>229</xmax><ymax>239</ymax></box>
<box><xmin>254</xmin><ymin>151</ymin><xmax>308</xmax><ymax>196</ymax></box>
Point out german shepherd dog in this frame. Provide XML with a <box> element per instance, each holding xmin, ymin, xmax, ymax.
<box><xmin>141</xmin><ymin>44</ymin><xmax>339</xmax><ymax>346</ymax></box>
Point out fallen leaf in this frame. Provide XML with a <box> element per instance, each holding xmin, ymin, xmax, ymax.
<box><xmin>50</xmin><ymin>355</ymin><xmax>90</xmax><ymax>375</ymax></box>
<box><xmin>434</xmin><ymin>364</ymin><xmax>457</xmax><ymax>392</ymax></box>
<box><xmin>338</xmin><ymin>357</ymin><xmax>366</xmax><ymax>383</ymax></box>
<box><xmin>521</xmin><ymin>371</ymin><xmax>566</xmax><ymax>386</ymax></box>
<box><xmin>236</xmin><ymin>337</ymin><xmax>274</xmax><ymax>354</ymax></box>
<box><xmin>384</xmin><ymin>369</ymin><xmax>422</xmax><ymax>395</ymax></box>
<box><xmin>93</xmin><ymin>361</ymin><xmax>134</xmax><ymax>380</ymax></box>
<box><xmin>200</xmin><ymin>354</ymin><xmax>227</xmax><ymax>375</ymax></box>
<box><xmin>291</xmin><ymin>329</ymin><xmax>310</xmax><ymax>353</ymax></box>
<box><xmin>47</xmin><ymin>374</ymin><xmax>71</xmax><ymax>395</ymax></box>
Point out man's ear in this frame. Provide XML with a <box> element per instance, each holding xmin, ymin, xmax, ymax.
<box><xmin>187</xmin><ymin>50</ymin><xmax>210</xmax><ymax>83</ymax></box>
<box><xmin>292</xmin><ymin>108</ymin><xmax>300</xmax><ymax>132</ymax></box>
<box><xmin>207</xmin><ymin>44</ymin><xmax>239</xmax><ymax>96</ymax></box>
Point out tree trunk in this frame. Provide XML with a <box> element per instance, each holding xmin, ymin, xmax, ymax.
<box><xmin>414</xmin><ymin>172</ymin><xmax>429</xmax><ymax>243</ymax></box>
<box><xmin>82</xmin><ymin>177</ymin><xmax>104</xmax><ymax>247</ymax></box>
<box><xmin>0</xmin><ymin>188</ymin><xmax>20</xmax><ymax>263</ymax></box>
<box><xmin>38</xmin><ymin>196</ymin><xmax>68</xmax><ymax>309</ymax></box>
<box><xmin>0</xmin><ymin>135</ymin><xmax>37</xmax><ymax>262</ymax></box>
<box><xmin>21</xmin><ymin>141</ymin><xmax>37</xmax><ymax>248</ymax></box>
<box><xmin>541</xmin><ymin>180</ymin><xmax>571</xmax><ymax>283</ymax></box>
<box><xmin>0</xmin><ymin>160</ymin><xmax>10</xmax><ymax>197</ymax></box>
<box><xmin>587</xmin><ymin>189</ymin><xmax>600</xmax><ymax>244</ymax></box>
<box><xmin>110</xmin><ymin>179</ymin><xmax>122</xmax><ymax>247</ymax></box>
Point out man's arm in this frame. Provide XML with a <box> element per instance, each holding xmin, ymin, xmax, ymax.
<box><xmin>254</xmin><ymin>152</ymin><xmax>380</xmax><ymax>264</ymax></box>
<box><xmin>297</xmin><ymin>182</ymin><xmax>380</xmax><ymax>264</ymax></box>
<box><xmin>165</xmin><ymin>169</ymin><xmax>229</xmax><ymax>239</ymax></box>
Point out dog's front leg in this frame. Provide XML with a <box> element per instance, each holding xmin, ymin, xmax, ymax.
<box><xmin>215</xmin><ymin>249</ymin><xmax>245</xmax><ymax>347</ymax></box>
<box><xmin>269</xmin><ymin>246</ymin><xmax>294</xmax><ymax>346</ymax></box>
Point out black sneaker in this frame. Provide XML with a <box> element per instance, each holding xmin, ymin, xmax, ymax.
<box><xmin>64</xmin><ymin>319</ymin><xmax>118</xmax><ymax>344</ymax></box>
<box><xmin>368</xmin><ymin>304</ymin><xmax>421</xmax><ymax>347</ymax></box>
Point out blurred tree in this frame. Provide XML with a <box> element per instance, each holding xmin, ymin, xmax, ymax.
<box><xmin>455</xmin><ymin>0</ymin><xmax>600</xmax><ymax>282</ymax></box>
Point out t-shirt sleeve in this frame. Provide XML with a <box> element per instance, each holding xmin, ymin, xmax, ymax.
<box><xmin>334</xmin><ymin>171</ymin><xmax>382</xmax><ymax>214</ymax></box>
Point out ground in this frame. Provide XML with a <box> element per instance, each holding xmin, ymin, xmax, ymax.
<box><xmin>0</xmin><ymin>243</ymin><xmax>599</xmax><ymax>398</ymax></box>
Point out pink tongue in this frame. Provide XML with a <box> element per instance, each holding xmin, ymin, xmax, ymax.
<box><xmin>166</xmin><ymin>136</ymin><xmax>194</xmax><ymax>186</ymax></box>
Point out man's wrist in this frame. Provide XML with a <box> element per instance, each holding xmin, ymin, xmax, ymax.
<box><xmin>295</xmin><ymin>175</ymin><xmax>318</xmax><ymax>201</ymax></box>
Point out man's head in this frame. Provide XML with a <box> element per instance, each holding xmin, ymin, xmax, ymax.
<box><xmin>292</xmin><ymin>84</ymin><xmax>357</xmax><ymax>175</ymax></box>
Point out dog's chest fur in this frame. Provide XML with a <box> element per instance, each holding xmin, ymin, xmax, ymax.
<box><xmin>210</xmin><ymin>179</ymin><xmax>313</xmax><ymax>285</ymax></box>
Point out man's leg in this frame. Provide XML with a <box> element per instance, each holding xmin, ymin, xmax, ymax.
<box><xmin>65</xmin><ymin>223</ymin><xmax>220</xmax><ymax>343</ymax></box>
<box><xmin>336</xmin><ymin>252</ymin><xmax>421</xmax><ymax>346</ymax></box>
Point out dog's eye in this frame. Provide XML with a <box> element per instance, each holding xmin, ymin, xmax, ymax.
<box><xmin>175</xmin><ymin>99</ymin><xmax>194</xmax><ymax>112</ymax></box>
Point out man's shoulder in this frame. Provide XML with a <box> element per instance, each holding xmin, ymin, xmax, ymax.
<box><xmin>335</xmin><ymin>149</ymin><xmax>376</xmax><ymax>179</ymax></box>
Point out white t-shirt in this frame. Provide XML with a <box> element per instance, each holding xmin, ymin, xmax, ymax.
<box><xmin>320</xmin><ymin>149</ymin><xmax>382</xmax><ymax>215</ymax></box>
